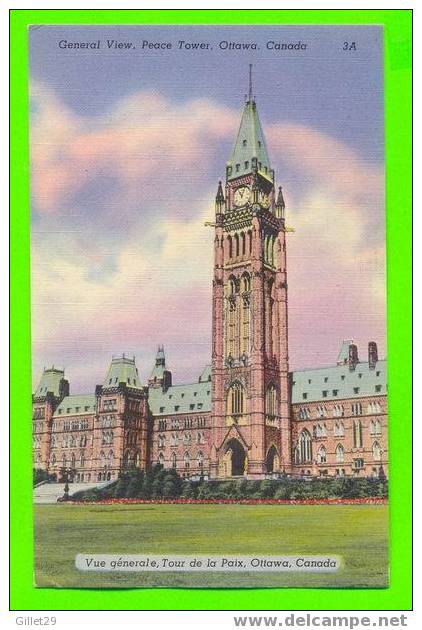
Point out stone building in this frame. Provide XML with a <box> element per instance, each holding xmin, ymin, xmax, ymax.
<box><xmin>32</xmin><ymin>82</ymin><xmax>388</xmax><ymax>482</ymax></box>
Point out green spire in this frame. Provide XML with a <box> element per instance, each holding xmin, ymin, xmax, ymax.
<box><xmin>226</xmin><ymin>65</ymin><xmax>272</xmax><ymax>181</ymax></box>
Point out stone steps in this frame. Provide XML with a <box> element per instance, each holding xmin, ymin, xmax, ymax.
<box><xmin>33</xmin><ymin>481</ymin><xmax>108</xmax><ymax>504</ymax></box>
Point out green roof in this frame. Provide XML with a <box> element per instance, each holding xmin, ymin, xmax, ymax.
<box><xmin>227</xmin><ymin>98</ymin><xmax>271</xmax><ymax>180</ymax></box>
<box><xmin>148</xmin><ymin>381</ymin><xmax>211</xmax><ymax>416</ymax></box>
<box><xmin>53</xmin><ymin>395</ymin><xmax>96</xmax><ymax>417</ymax></box>
<box><xmin>34</xmin><ymin>368</ymin><xmax>65</xmax><ymax>398</ymax></box>
<box><xmin>291</xmin><ymin>360</ymin><xmax>387</xmax><ymax>404</ymax></box>
<box><xmin>103</xmin><ymin>356</ymin><xmax>142</xmax><ymax>389</ymax></box>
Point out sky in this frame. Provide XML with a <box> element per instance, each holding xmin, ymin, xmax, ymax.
<box><xmin>29</xmin><ymin>25</ymin><xmax>385</xmax><ymax>393</ymax></box>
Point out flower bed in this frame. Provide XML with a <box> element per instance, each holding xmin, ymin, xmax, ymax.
<box><xmin>66</xmin><ymin>497</ymin><xmax>388</xmax><ymax>506</ymax></box>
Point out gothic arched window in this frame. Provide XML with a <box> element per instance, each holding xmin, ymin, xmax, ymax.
<box><xmin>317</xmin><ymin>446</ymin><xmax>327</xmax><ymax>464</ymax></box>
<box><xmin>227</xmin><ymin>382</ymin><xmax>246</xmax><ymax>417</ymax></box>
<box><xmin>240</xmin><ymin>273</ymin><xmax>251</xmax><ymax>353</ymax></box>
<box><xmin>335</xmin><ymin>443</ymin><xmax>345</xmax><ymax>463</ymax></box>
<box><xmin>228</xmin><ymin>235</ymin><xmax>233</xmax><ymax>258</ymax></box>
<box><xmin>172</xmin><ymin>452</ymin><xmax>177</xmax><ymax>468</ymax></box>
<box><xmin>265</xmin><ymin>383</ymin><xmax>277</xmax><ymax>417</ymax></box>
<box><xmin>296</xmin><ymin>430</ymin><xmax>312</xmax><ymax>464</ymax></box>
<box><xmin>248</xmin><ymin>230</ymin><xmax>252</xmax><ymax>254</ymax></box>
<box><xmin>372</xmin><ymin>441</ymin><xmax>382</xmax><ymax>461</ymax></box>
<box><xmin>334</xmin><ymin>421</ymin><xmax>345</xmax><ymax>436</ymax></box>
<box><xmin>234</xmin><ymin>234</ymin><xmax>240</xmax><ymax>257</ymax></box>
<box><xmin>241</xmin><ymin>272</ymin><xmax>251</xmax><ymax>293</ymax></box>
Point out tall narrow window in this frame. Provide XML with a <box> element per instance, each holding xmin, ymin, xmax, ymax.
<box><xmin>297</xmin><ymin>430</ymin><xmax>312</xmax><ymax>463</ymax></box>
<box><xmin>372</xmin><ymin>441</ymin><xmax>382</xmax><ymax>461</ymax></box>
<box><xmin>225</xmin><ymin>277</ymin><xmax>238</xmax><ymax>359</ymax></box>
<box><xmin>336</xmin><ymin>443</ymin><xmax>345</xmax><ymax>463</ymax></box>
<box><xmin>353</xmin><ymin>419</ymin><xmax>363</xmax><ymax>448</ymax></box>
<box><xmin>248</xmin><ymin>230</ymin><xmax>253</xmax><ymax>254</ymax></box>
<box><xmin>234</xmin><ymin>234</ymin><xmax>239</xmax><ymax>257</ymax></box>
<box><xmin>172</xmin><ymin>452</ymin><xmax>177</xmax><ymax>468</ymax></box>
<box><xmin>227</xmin><ymin>382</ymin><xmax>246</xmax><ymax>417</ymax></box>
<box><xmin>240</xmin><ymin>276</ymin><xmax>250</xmax><ymax>356</ymax></box>
<box><xmin>317</xmin><ymin>446</ymin><xmax>327</xmax><ymax>464</ymax></box>
<box><xmin>266</xmin><ymin>384</ymin><xmax>277</xmax><ymax>417</ymax></box>
<box><xmin>241</xmin><ymin>232</ymin><xmax>246</xmax><ymax>255</ymax></box>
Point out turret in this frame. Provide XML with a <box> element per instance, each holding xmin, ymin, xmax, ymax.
<box><xmin>32</xmin><ymin>367</ymin><xmax>69</xmax><ymax>473</ymax></box>
<box><xmin>33</xmin><ymin>367</ymin><xmax>69</xmax><ymax>401</ymax></box>
<box><xmin>148</xmin><ymin>345</ymin><xmax>172</xmax><ymax>391</ymax></box>
<box><xmin>102</xmin><ymin>354</ymin><xmax>142</xmax><ymax>390</ymax></box>
<box><xmin>215</xmin><ymin>180</ymin><xmax>225</xmax><ymax>215</ymax></box>
<box><xmin>275</xmin><ymin>186</ymin><xmax>285</xmax><ymax>219</ymax></box>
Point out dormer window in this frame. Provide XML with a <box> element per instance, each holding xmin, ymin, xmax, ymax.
<box><xmin>236</xmin><ymin>163</ymin><xmax>240</xmax><ymax>172</ymax></box>
<box><xmin>244</xmin><ymin>160</ymin><xmax>249</xmax><ymax>170</ymax></box>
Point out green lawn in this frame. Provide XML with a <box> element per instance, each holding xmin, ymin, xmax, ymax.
<box><xmin>34</xmin><ymin>503</ymin><xmax>388</xmax><ymax>588</ymax></box>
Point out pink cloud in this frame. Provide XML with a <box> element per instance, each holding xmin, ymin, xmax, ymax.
<box><xmin>30</xmin><ymin>83</ymin><xmax>385</xmax><ymax>392</ymax></box>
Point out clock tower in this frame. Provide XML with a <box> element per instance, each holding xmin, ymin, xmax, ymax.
<box><xmin>210</xmin><ymin>67</ymin><xmax>291</xmax><ymax>478</ymax></box>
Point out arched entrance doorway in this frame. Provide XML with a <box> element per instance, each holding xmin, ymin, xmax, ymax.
<box><xmin>266</xmin><ymin>445</ymin><xmax>280</xmax><ymax>473</ymax></box>
<box><xmin>223</xmin><ymin>438</ymin><xmax>247</xmax><ymax>477</ymax></box>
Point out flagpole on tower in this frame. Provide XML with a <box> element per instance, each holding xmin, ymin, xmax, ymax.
<box><xmin>248</xmin><ymin>63</ymin><xmax>253</xmax><ymax>102</ymax></box>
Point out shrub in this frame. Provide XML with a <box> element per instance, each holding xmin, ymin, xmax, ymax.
<box><xmin>33</xmin><ymin>468</ymin><xmax>50</xmax><ymax>487</ymax></box>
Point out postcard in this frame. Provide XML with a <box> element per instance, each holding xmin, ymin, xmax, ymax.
<box><xmin>30</xmin><ymin>24</ymin><xmax>387</xmax><ymax>588</ymax></box>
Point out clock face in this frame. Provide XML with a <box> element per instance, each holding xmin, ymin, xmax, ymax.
<box><xmin>233</xmin><ymin>186</ymin><xmax>250</xmax><ymax>207</ymax></box>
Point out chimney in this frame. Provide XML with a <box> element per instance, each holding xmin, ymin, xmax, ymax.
<box><xmin>348</xmin><ymin>343</ymin><xmax>359</xmax><ymax>371</ymax></box>
<box><xmin>368</xmin><ymin>341</ymin><xmax>378</xmax><ymax>369</ymax></box>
